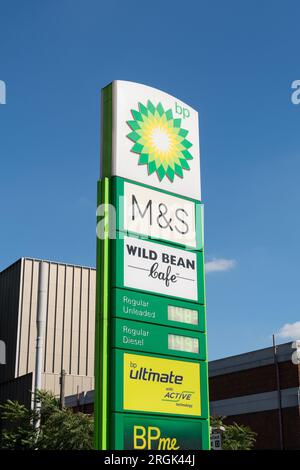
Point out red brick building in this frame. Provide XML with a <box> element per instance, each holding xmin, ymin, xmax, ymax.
<box><xmin>209</xmin><ymin>341</ymin><xmax>300</xmax><ymax>449</ymax></box>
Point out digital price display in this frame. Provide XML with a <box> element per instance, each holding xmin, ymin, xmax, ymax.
<box><xmin>168</xmin><ymin>305</ymin><xmax>198</xmax><ymax>325</ymax></box>
<box><xmin>168</xmin><ymin>334</ymin><xmax>199</xmax><ymax>354</ymax></box>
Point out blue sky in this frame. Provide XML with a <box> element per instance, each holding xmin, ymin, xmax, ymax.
<box><xmin>0</xmin><ymin>0</ymin><xmax>300</xmax><ymax>359</ymax></box>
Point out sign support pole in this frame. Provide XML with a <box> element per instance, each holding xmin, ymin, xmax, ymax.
<box><xmin>95</xmin><ymin>81</ymin><xmax>210</xmax><ymax>450</ymax></box>
<box><xmin>95</xmin><ymin>177</ymin><xmax>110</xmax><ymax>450</ymax></box>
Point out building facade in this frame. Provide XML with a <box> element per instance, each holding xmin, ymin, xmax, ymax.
<box><xmin>0</xmin><ymin>258</ymin><xmax>95</xmax><ymax>405</ymax></box>
<box><xmin>209</xmin><ymin>343</ymin><xmax>300</xmax><ymax>449</ymax></box>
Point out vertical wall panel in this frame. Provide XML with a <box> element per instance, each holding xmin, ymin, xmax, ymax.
<box><xmin>53</xmin><ymin>264</ymin><xmax>65</xmax><ymax>374</ymax></box>
<box><xmin>27</xmin><ymin>261</ymin><xmax>39</xmax><ymax>374</ymax></box>
<box><xmin>63</xmin><ymin>266</ymin><xmax>73</xmax><ymax>374</ymax></box>
<box><xmin>79</xmin><ymin>269</ymin><xmax>89</xmax><ymax>376</ymax></box>
<box><xmin>87</xmin><ymin>270</ymin><xmax>96</xmax><ymax>377</ymax></box>
<box><xmin>18</xmin><ymin>260</ymin><xmax>33</xmax><ymax>376</ymax></box>
<box><xmin>70</xmin><ymin>268</ymin><xmax>81</xmax><ymax>375</ymax></box>
<box><xmin>44</xmin><ymin>263</ymin><xmax>57</xmax><ymax>373</ymax></box>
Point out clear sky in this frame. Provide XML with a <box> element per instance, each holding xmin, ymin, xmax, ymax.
<box><xmin>1</xmin><ymin>0</ymin><xmax>300</xmax><ymax>360</ymax></box>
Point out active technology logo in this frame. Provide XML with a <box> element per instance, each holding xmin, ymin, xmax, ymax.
<box><xmin>126</xmin><ymin>101</ymin><xmax>193</xmax><ymax>182</ymax></box>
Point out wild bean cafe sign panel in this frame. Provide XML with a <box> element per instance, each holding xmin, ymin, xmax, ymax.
<box><xmin>95</xmin><ymin>80</ymin><xmax>209</xmax><ymax>451</ymax></box>
<box><xmin>113</xmin><ymin>236</ymin><xmax>204</xmax><ymax>302</ymax></box>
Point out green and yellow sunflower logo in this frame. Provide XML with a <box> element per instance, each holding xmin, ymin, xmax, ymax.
<box><xmin>126</xmin><ymin>100</ymin><xmax>193</xmax><ymax>182</ymax></box>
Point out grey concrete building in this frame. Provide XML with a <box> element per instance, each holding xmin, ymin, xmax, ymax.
<box><xmin>0</xmin><ymin>258</ymin><xmax>96</xmax><ymax>405</ymax></box>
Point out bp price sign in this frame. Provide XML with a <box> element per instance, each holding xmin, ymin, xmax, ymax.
<box><xmin>111</xmin><ymin>288</ymin><xmax>206</xmax><ymax>332</ymax></box>
<box><xmin>113</xmin><ymin>318</ymin><xmax>207</xmax><ymax>360</ymax></box>
<box><xmin>95</xmin><ymin>80</ymin><xmax>209</xmax><ymax>450</ymax></box>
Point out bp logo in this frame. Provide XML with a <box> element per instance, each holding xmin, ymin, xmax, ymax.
<box><xmin>126</xmin><ymin>101</ymin><xmax>193</xmax><ymax>182</ymax></box>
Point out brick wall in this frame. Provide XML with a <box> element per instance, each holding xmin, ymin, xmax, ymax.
<box><xmin>224</xmin><ymin>406</ymin><xmax>300</xmax><ymax>449</ymax></box>
<box><xmin>72</xmin><ymin>402</ymin><xmax>94</xmax><ymax>414</ymax></box>
<box><xmin>210</xmin><ymin>361</ymin><xmax>300</xmax><ymax>400</ymax></box>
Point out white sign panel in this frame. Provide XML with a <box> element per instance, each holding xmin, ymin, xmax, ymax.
<box><xmin>123</xmin><ymin>181</ymin><xmax>198</xmax><ymax>248</ymax></box>
<box><xmin>111</xmin><ymin>81</ymin><xmax>201</xmax><ymax>200</ymax></box>
<box><xmin>123</xmin><ymin>236</ymin><xmax>198</xmax><ymax>301</ymax></box>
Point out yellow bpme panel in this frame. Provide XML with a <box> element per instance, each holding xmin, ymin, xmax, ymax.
<box><xmin>123</xmin><ymin>353</ymin><xmax>201</xmax><ymax>416</ymax></box>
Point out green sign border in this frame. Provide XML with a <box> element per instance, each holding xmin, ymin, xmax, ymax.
<box><xmin>101</xmin><ymin>84</ymin><xmax>113</xmax><ymax>178</ymax></box>
<box><xmin>95</xmin><ymin>177</ymin><xmax>111</xmax><ymax>450</ymax></box>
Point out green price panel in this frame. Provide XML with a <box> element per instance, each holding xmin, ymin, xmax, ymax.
<box><xmin>111</xmin><ymin>235</ymin><xmax>205</xmax><ymax>304</ymax></box>
<box><xmin>112</xmin><ymin>413</ymin><xmax>210</xmax><ymax>450</ymax></box>
<box><xmin>111</xmin><ymin>288</ymin><xmax>206</xmax><ymax>332</ymax></box>
<box><xmin>112</xmin><ymin>349</ymin><xmax>209</xmax><ymax>420</ymax></box>
<box><xmin>110</xmin><ymin>176</ymin><xmax>204</xmax><ymax>251</ymax></box>
<box><xmin>112</xmin><ymin>318</ymin><xmax>206</xmax><ymax>360</ymax></box>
